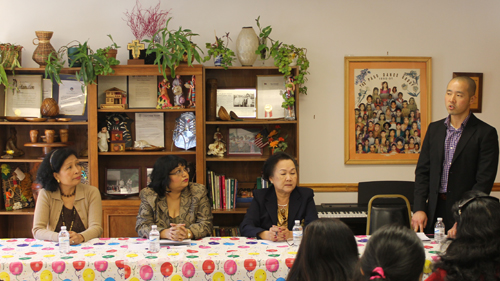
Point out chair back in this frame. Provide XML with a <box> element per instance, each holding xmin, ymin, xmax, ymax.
<box><xmin>366</xmin><ymin>194</ymin><xmax>412</xmax><ymax>235</ymax></box>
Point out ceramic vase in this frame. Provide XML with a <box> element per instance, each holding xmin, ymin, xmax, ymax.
<box><xmin>44</xmin><ymin>130</ymin><xmax>55</xmax><ymax>144</ymax></box>
<box><xmin>235</xmin><ymin>27</ymin><xmax>259</xmax><ymax>66</ymax></box>
<box><xmin>32</xmin><ymin>31</ymin><xmax>56</xmax><ymax>68</ymax></box>
<box><xmin>59</xmin><ymin>129</ymin><xmax>69</xmax><ymax>143</ymax></box>
<box><xmin>29</xmin><ymin>130</ymin><xmax>39</xmax><ymax>143</ymax></box>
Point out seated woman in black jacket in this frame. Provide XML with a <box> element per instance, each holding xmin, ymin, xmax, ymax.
<box><xmin>240</xmin><ymin>152</ymin><xmax>318</xmax><ymax>241</ymax></box>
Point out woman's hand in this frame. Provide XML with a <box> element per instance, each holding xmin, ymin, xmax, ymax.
<box><xmin>161</xmin><ymin>224</ymin><xmax>188</xmax><ymax>241</ymax></box>
<box><xmin>68</xmin><ymin>231</ymin><xmax>84</xmax><ymax>245</ymax></box>
<box><xmin>276</xmin><ymin>226</ymin><xmax>292</xmax><ymax>242</ymax></box>
<box><xmin>259</xmin><ymin>225</ymin><xmax>283</xmax><ymax>241</ymax></box>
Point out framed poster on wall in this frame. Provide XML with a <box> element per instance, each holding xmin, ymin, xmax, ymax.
<box><xmin>344</xmin><ymin>56</ymin><xmax>432</xmax><ymax>165</ymax></box>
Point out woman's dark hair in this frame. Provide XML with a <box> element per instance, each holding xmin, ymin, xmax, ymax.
<box><xmin>149</xmin><ymin>155</ymin><xmax>188</xmax><ymax>195</ymax></box>
<box><xmin>262</xmin><ymin>152</ymin><xmax>298</xmax><ymax>182</ymax></box>
<box><xmin>36</xmin><ymin>148</ymin><xmax>78</xmax><ymax>192</ymax></box>
<box><xmin>360</xmin><ymin>224</ymin><xmax>425</xmax><ymax>281</ymax></box>
<box><xmin>433</xmin><ymin>190</ymin><xmax>500</xmax><ymax>281</ymax></box>
<box><xmin>286</xmin><ymin>219</ymin><xmax>359</xmax><ymax>281</ymax></box>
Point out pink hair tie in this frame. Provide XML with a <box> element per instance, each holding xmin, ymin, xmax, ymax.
<box><xmin>370</xmin><ymin>267</ymin><xmax>386</xmax><ymax>280</ymax></box>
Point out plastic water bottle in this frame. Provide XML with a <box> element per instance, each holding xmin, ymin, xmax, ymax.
<box><xmin>292</xmin><ymin>220</ymin><xmax>303</xmax><ymax>246</ymax></box>
<box><xmin>149</xmin><ymin>225</ymin><xmax>160</xmax><ymax>253</ymax></box>
<box><xmin>59</xmin><ymin>226</ymin><xmax>70</xmax><ymax>254</ymax></box>
<box><xmin>434</xmin><ymin>217</ymin><xmax>445</xmax><ymax>244</ymax></box>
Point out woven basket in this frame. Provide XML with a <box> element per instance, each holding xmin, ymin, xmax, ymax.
<box><xmin>32</xmin><ymin>31</ymin><xmax>56</xmax><ymax>67</ymax></box>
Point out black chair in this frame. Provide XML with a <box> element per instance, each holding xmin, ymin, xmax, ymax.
<box><xmin>366</xmin><ymin>194</ymin><xmax>412</xmax><ymax>235</ymax></box>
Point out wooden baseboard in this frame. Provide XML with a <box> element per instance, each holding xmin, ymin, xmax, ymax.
<box><xmin>302</xmin><ymin>183</ymin><xmax>500</xmax><ymax>192</ymax></box>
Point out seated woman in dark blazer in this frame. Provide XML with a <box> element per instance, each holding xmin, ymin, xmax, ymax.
<box><xmin>240</xmin><ymin>152</ymin><xmax>318</xmax><ymax>241</ymax></box>
<box><xmin>136</xmin><ymin>155</ymin><xmax>213</xmax><ymax>240</ymax></box>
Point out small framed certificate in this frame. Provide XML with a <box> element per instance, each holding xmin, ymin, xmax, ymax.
<box><xmin>5</xmin><ymin>75</ymin><xmax>43</xmax><ymax>117</ymax></box>
<box><xmin>129</xmin><ymin>76</ymin><xmax>157</xmax><ymax>108</ymax></box>
<box><xmin>256</xmin><ymin>75</ymin><xmax>286</xmax><ymax>119</ymax></box>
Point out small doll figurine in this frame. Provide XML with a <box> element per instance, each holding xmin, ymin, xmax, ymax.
<box><xmin>98</xmin><ymin>126</ymin><xmax>110</xmax><ymax>152</ymax></box>
<box><xmin>172</xmin><ymin>74</ymin><xmax>184</xmax><ymax>107</ymax></box>
<box><xmin>157</xmin><ymin>79</ymin><xmax>172</xmax><ymax>109</ymax></box>
<box><xmin>184</xmin><ymin>75</ymin><xmax>196</xmax><ymax>108</ymax></box>
<box><xmin>207</xmin><ymin>127</ymin><xmax>226</xmax><ymax>157</ymax></box>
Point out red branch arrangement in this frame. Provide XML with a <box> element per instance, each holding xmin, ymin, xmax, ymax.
<box><xmin>123</xmin><ymin>0</ymin><xmax>171</xmax><ymax>41</ymax></box>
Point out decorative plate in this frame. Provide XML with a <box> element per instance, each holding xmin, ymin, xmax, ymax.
<box><xmin>24</xmin><ymin>117</ymin><xmax>48</xmax><ymax>122</ymax></box>
<box><xmin>56</xmin><ymin>118</ymin><xmax>72</xmax><ymax>122</ymax></box>
<box><xmin>4</xmin><ymin>116</ymin><xmax>26</xmax><ymax>122</ymax></box>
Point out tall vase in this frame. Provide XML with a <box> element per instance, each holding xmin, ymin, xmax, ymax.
<box><xmin>32</xmin><ymin>31</ymin><xmax>56</xmax><ymax>68</ymax></box>
<box><xmin>284</xmin><ymin>105</ymin><xmax>296</xmax><ymax>121</ymax></box>
<box><xmin>236</xmin><ymin>27</ymin><xmax>259</xmax><ymax>66</ymax></box>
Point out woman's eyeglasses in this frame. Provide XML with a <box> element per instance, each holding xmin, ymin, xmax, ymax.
<box><xmin>169</xmin><ymin>167</ymin><xmax>190</xmax><ymax>176</ymax></box>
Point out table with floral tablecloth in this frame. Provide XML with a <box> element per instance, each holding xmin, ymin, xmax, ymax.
<box><xmin>0</xmin><ymin>235</ymin><xmax>441</xmax><ymax>281</ymax></box>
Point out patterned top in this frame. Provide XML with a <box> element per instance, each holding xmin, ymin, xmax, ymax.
<box><xmin>135</xmin><ymin>183</ymin><xmax>213</xmax><ymax>239</ymax></box>
<box><xmin>440</xmin><ymin>113</ymin><xmax>471</xmax><ymax>193</ymax></box>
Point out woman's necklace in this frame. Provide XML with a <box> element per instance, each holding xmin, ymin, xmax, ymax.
<box><xmin>60</xmin><ymin>187</ymin><xmax>76</xmax><ymax>198</ymax></box>
<box><xmin>61</xmin><ymin>207</ymin><xmax>76</xmax><ymax>231</ymax></box>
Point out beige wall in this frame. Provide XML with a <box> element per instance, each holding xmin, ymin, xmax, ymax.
<box><xmin>3</xmin><ymin>0</ymin><xmax>499</xmax><ymax>202</ymax></box>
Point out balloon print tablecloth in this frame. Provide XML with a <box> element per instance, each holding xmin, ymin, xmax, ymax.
<box><xmin>0</xmin><ymin>236</ymin><xmax>441</xmax><ymax>281</ymax></box>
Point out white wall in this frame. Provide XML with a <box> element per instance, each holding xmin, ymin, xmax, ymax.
<box><xmin>3</xmin><ymin>0</ymin><xmax>500</xmax><ymax>202</ymax></box>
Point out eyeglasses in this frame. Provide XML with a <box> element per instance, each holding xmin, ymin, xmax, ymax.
<box><xmin>169</xmin><ymin>167</ymin><xmax>190</xmax><ymax>176</ymax></box>
<box><xmin>457</xmin><ymin>196</ymin><xmax>500</xmax><ymax>216</ymax></box>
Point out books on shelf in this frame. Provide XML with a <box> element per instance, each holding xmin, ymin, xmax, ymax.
<box><xmin>256</xmin><ymin>177</ymin><xmax>270</xmax><ymax>189</ymax></box>
<box><xmin>212</xmin><ymin>226</ymin><xmax>241</xmax><ymax>237</ymax></box>
<box><xmin>207</xmin><ymin>170</ymin><xmax>238</xmax><ymax>210</ymax></box>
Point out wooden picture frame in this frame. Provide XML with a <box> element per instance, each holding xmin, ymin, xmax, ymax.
<box><xmin>452</xmin><ymin>72</ymin><xmax>483</xmax><ymax>113</ymax></box>
<box><xmin>344</xmin><ymin>56</ymin><xmax>432</xmax><ymax>164</ymax></box>
<box><xmin>227</xmin><ymin>127</ymin><xmax>263</xmax><ymax>156</ymax></box>
<box><xmin>105</xmin><ymin>167</ymin><xmax>141</xmax><ymax>195</ymax></box>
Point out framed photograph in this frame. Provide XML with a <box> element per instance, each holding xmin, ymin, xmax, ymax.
<box><xmin>105</xmin><ymin>167</ymin><xmax>140</xmax><ymax>195</ymax></box>
<box><xmin>216</xmin><ymin>89</ymin><xmax>256</xmax><ymax>118</ymax></box>
<box><xmin>256</xmin><ymin>75</ymin><xmax>286</xmax><ymax>119</ymax></box>
<box><xmin>452</xmin><ymin>72</ymin><xmax>483</xmax><ymax>113</ymax></box>
<box><xmin>5</xmin><ymin>75</ymin><xmax>43</xmax><ymax>117</ymax></box>
<box><xmin>344</xmin><ymin>56</ymin><xmax>432</xmax><ymax>164</ymax></box>
<box><xmin>58</xmin><ymin>79</ymin><xmax>87</xmax><ymax>116</ymax></box>
<box><xmin>227</xmin><ymin>127</ymin><xmax>263</xmax><ymax>156</ymax></box>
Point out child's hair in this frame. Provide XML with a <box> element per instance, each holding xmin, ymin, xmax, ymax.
<box><xmin>287</xmin><ymin>219</ymin><xmax>359</xmax><ymax>281</ymax></box>
<box><xmin>360</xmin><ymin>225</ymin><xmax>425</xmax><ymax>281</ymax></box>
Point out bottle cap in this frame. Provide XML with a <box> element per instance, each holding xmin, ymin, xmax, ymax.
<box><xmin>295</xmin><ymin>220</ymin><xmax>300</xmax><ymax>224</ymax></box>
<box><xmin>437</xmin><ymin>217</ymin><xmax>443</xmax><ymax>221</ymax></box>
<box><xmin>61</xmin><ymin>226</ymin><xmax>67</xmax><ymax>230</ymax></box>
<box><xmin>152</xmin><ymin>225</ymin><xmax>157</xmax><ymax>229</ymax></box>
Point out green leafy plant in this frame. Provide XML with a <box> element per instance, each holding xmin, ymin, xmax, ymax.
<box><xmin>0</xmin><ymin>43</ymin><xmax>22</xmax><ymax>88</ymax></box>
<box><xmin>45</xmin><ymin>35</ymin><xmax>120</xmax><ymax>91</ymax></box>
<box><xmin>45</xmin><ymin>40</ymin><xmax>80</xmax><ymax>85</ymax></box>
<box><xmin>144</xmin><ymin>18</ymin><xmax>203</xmax><ymax>79</ymax></box>
<box><xmin>255</xmin><ymin>16</ymin><xmax>310</xmax><ymax>95</ymax></box>
<box><xmin>204</xmin><ymin>32</ymin><xmax>236</xmax><ymax>69</ymax></box>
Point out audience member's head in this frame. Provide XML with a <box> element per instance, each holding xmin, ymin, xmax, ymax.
<box><xmin>287</xmin><ymin>218</ymin><xmax>359</xmax><ymax>281</ymax></box>
<box><xmin>432</xmin><ymin>190</ymin><xmax>500</xmax><ymax>281</ymax></box>
<box><xmin>360</xmin><ymin>224</ymin><xmax>425</xmax><ymax>281</ymax></box>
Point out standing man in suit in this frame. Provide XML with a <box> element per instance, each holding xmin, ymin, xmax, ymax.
<box><xmin>412</xmin><ymin>76</ymin><xmax>499</xmax><ymax>236</ymax></box>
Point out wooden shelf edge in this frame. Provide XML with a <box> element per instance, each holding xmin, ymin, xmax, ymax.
<box><xmin>211</xmin><ymin>208</ymin><xmax>247</xmax><ymax>214</ymax></box>
<box><xmin>99</xmin><ymin>151</ymin><xmax>196</xmax><ymax>156</ymax></box>
<box><xmin>0</xmin><ymin>121</ymin><xmax>88</xmax><ymax>125</ymax></box>
<box><xmin>206</xmin><ymin>120</ymin><xmax>297</xmax><ymax>125</ymax></box>
<box><xmin>98</xmin><ymin>108</ymin><xmax>195</xmax><ymax>113</ymax></box>
<box><xmin>0</xmin><ymin>208</ymin><xmax>35</xmax><ymax>215</ymax></box>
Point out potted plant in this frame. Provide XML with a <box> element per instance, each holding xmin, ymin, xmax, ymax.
<box><xmin>123</xmin><ymin>0</ymin><xmax>171</xmax><ymax>63</ymax></box>
<box><xmin>44</xmin><ymin>40</ymin><xmax>80</xmax><ymax>85</ymax></box>
<box><xmin>144</xmin><ymin>18</ymin><xmax>203</xmax><ymax>79</ymax></box>
<box><xmin>255</xmin><ymin>17</ymin><xmax>310</xmax><ymax>95</ymax></box>
<box><xmin>204</xmin><ymin>32</ymin><xmax>236</xmax><ymax>69</ymax></box>
<box><xmin>45</xmin><ymin>35</ymin><xmax>120</xmax><ymax>90</ymax></box>
<box><xmin>0</xmin><ymin>43</ymin><xmax>22</xmax><ymax>88</ymax></box>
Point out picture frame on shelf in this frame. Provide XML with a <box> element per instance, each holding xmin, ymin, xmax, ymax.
<box><xmin>452</xmin><ymin>72</ymin><xmax>483</xmax><ymax>113</ymax></box>
<box><xmin>344</xmin><ymin>56</ymin><xmax>432</xmax><ymax>165</ymax></box>
<box><xmin>216</xmin><ymin>89</ymin><xmax>256</xmax><ymax>118</ymax></box>
<box><xmin>5</xmin><ymin>75</ymin><xmax>43</xmax><ymax>117</ymax></box>
<box><xmin>227</xmin><ymin>127</ymin><xmax>263</xmax><ymax>156</ymax></box>
<box><xmin>128</xmin><ymin>75</ymin><xmax>157</xmax><ymax>108</ymax></box>
<box><xmin>105</xmin><ymin>167</ymin><xmax>141</xmax><ymax>196</ymax></box>
<box><xmin>43</xmin><ymin>78</ymin><xmax>53</xmax><ymax>100</ymax></box>
<box><xmin>146</xmin><ymin>167</ymin><xmax>153</xmax><ymax>188</ymax></box>
<box><xmin>58</xmin><ymin>78</ymin><xmax>87</xmax><ymax>116</ymax></box>
<box><xmin>256</xmin><ymin>75</ymin><xmax>286</xmax><ymax>119</ymax></box>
